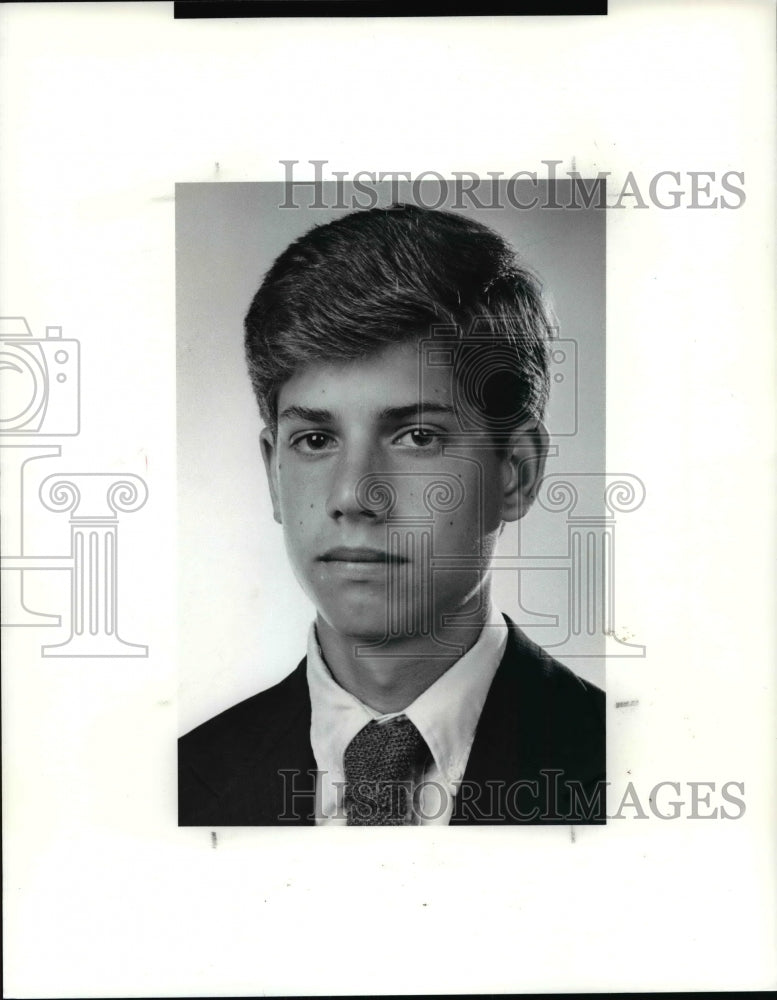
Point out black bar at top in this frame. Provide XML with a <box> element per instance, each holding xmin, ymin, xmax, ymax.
<box><xmin>175</xmin><ymin>1</ymin><xmax>608</xmax><ymax>18</ymax></box>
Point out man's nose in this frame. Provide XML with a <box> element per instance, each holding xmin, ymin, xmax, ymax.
<box><xmin>325</xmin><ymin>446</ymin><xmax>390</xmax><ymax>521</ymax></box>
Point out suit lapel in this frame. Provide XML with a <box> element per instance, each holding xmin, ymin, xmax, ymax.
<box><xmin>249</xmin><ymin>660</ymin><xmax>318</xmax><ymax>825</ymax></box>
<box><xmin>452</xmin><ymin>624</ymin><xmax>524</xmax><ymax>821</ymax></box>
<box><xmin>452</xmin><ymin>620</ymin><xmax>562</xmax><ymax>824</ymax></box>
<box><xmin>451</xmin><ymin>617</ymin><xmax>605</xmax><ymax>824</ymax></box>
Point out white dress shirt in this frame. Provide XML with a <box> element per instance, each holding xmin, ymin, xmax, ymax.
<box><xmin>307</xmin><ymin>604</ymin><xmax>509</xmax><ymax>826</ymax></box>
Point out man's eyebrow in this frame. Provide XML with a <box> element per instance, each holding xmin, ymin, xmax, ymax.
<box><xmin>277</xmin><ymin>405</ymin><xmax>332</xmax><ymax>423</ymax></box>
<box><xmin>378</xmin><ymin>403</ymin><xmax>457</xmax><ymax>422</ymax></box>
<box><xmin>277</xmin><ymin>402</ymin><xmax>457</xmax><ymax>423</ymax></box>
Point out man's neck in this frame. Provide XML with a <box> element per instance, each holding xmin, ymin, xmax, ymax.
<box><xmin>314</xmin><ymin>595</ymin><xmax>492</xmax><ymax>714</ymax></box>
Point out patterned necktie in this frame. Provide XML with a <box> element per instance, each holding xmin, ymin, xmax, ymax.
<box><xmin>343</xmin><ymin>716</ymin><xmax>431</xmax><ymax>826</ymax></box>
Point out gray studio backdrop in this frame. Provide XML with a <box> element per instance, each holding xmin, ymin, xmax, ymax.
<box><xmin>177</xmin><ymin>182</ymin><xmax>605</xmax><ymax>733</ymax></box>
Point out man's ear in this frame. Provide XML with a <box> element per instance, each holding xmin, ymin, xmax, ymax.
<box><xmin>260</xmin><ymin>426</ymin><xmax>283</xmax><ymax>525</ymax></box>
<box><xmin>500</xmin><ymin>420</ymin><xmax>549</xmax><ymax>522</ymax></box>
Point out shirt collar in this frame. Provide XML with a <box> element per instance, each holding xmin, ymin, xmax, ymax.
<box><xmin>307</xmin><ymin>605</ymin><xmax>508</xmax><ymax>790</ymax></box>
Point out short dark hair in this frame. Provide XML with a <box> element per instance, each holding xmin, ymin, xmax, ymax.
<box><xmin>244</xmin><ymin>203</ymin><xmax>554</xmax><ymax>432</ymax></box>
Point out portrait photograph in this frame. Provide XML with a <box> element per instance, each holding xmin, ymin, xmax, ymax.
<box><xmin>176</xmin><ymin>179</ymin><xmax>611</xmax><ymax>827</ymax></box>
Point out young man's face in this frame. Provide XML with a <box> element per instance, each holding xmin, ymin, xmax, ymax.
<box><xmin>261</xmin><ymin>340</ymin><xmax>541</xmax><ymax>642</ymax></box>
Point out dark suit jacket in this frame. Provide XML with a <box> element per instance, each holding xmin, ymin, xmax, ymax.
<box><xmin>179</xmin><ymin>617</ymin><xmax>606</xmax><ymax>826</ymax></box>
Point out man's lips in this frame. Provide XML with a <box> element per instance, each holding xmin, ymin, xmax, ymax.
<box><xmin>318</xmin><ymin>547</ymin><xmax>408</xmax><ymax>564</ymax></box>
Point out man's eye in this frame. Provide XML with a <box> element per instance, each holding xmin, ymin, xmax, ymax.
<box><xmin>395</xmin><ymin>428</ymin><xmax>441</xmax><ymax>449</ymax></box>
<box><xmin>290</xmin><ymin>432</ymin><xmax>335</xmax><ymax>453</ymax></box>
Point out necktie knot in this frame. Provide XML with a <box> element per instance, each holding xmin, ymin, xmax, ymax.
<box><xmin>343</xmin><ymin>716</ymin><xmax>430</xmax><ymax>825</ymax></box>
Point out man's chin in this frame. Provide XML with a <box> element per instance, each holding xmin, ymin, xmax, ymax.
<box><xmin>319</xmin><ymin>611</ymin><xmax>393</xmax><ymax>643</ymax></box>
